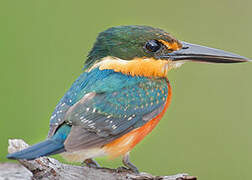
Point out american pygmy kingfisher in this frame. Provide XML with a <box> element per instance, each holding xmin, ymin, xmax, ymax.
<box><xmin>7</xmin><ymin>25</ymin><xmax>250</xmax><ymax>173</ymax></box>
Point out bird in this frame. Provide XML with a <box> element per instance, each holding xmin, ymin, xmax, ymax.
<box><xmin>7</xmin><ymin>25</ymin><xmax>250</xmax><ymax>173</ymax></box>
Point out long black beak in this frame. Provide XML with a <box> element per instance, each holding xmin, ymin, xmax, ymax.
<box><xmin>165</xmin><ymin>41</ymin><xmax>250</xmax><ymax>63</ymax></box>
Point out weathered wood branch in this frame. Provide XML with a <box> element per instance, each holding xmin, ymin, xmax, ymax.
<box><xmin>1</xmin><ymin>139</ymin><xmax>197</xmax><ymax>180</ymax></box>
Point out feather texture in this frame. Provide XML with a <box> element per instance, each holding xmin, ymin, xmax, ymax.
<box><xmin>48</xmin><ymin>68</ymin><xmax>169</xmax><ymax>156</ymax></box>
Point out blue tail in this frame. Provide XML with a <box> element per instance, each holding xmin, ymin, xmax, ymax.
<box><xmin>6</xmin><ymin>139</ymin><xmax>65</xmax><ymax>160</ymax></box>
<box><xmin>7</xmin><ymin>124</ymin><xmax>71</xmax><ymax>160</ymax></box>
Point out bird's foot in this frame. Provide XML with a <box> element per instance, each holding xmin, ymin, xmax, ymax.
<box><xmin>82</xmin><ymin>158</ymin><xmax>100</xmax><ymax>168</ymax></box>
<box><xmin>121</xmin><ymin>152</ymin><xmax>139</xmax><ymax>174</ymax></box>
<box><xmin>116</xmin><ymin>166</ymin><xmax>128</xmax><ymax>172</ymax></box>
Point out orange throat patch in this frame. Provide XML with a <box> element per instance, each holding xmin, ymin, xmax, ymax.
<box><xmin>89</xmin><ymin>56</ymin><xmax>183</xmax><ymax>77</ymax></box>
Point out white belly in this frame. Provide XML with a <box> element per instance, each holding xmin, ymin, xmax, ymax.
<box><xmin>61</xmin><ymin>148</ymin><xmax>107</xmax><ymax>162</ymax></box>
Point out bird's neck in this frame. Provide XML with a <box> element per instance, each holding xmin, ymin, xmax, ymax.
<box><xmin>88</xmin><ymin>56</ymin><xmax>183</xmax><ymax>77</ymax></box>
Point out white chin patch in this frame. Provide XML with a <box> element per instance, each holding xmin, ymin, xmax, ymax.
<box><xmin>170</xmin><ymin>61</ymin><xmax>185</xmax><ymax>69</ymax></box>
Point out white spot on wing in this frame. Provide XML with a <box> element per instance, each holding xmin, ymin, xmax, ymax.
<box><xmin>128</xmin><ymin>117</ymin><xmax>133</xmax><ymax>121</ymax></box>
<box><xmin>50</xmin><ymin>114</ymin><xmax>56</xmax><ymax>120</ymax></box>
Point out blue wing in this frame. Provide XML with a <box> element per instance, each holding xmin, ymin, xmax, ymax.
<box><xmin>48</xmin><ymin>68</ymin><xmax>169</xmax><ymax>151</ymax></box>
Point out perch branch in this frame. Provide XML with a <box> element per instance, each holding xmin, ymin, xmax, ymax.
<box><xmin>1</xmin><ymin>139</ymin><xmax>197</xmax><ymax>180</ymax></box>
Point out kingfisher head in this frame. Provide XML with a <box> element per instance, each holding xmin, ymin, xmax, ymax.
<box><xmin>85</xmin><ymin>25</ymin><xmax>250</xmax><ymax>77</ymax></box>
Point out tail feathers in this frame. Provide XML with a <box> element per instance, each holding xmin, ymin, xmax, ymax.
<box><xmin>7</xmin><ymin>139</ymin><xmax>65</xmax><ymax>160</ymax></box>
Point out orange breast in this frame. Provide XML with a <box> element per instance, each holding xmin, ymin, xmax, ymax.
<box><xmin>103</xmin><ymin>82</ymin><xmax>172</xmax><ymax>158</ymax></box>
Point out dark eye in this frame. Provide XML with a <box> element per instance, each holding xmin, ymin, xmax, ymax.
<box><xmin>145</xmin><ymin>40</ymin><xmax>162</xmax><ymax>52</ymax></box>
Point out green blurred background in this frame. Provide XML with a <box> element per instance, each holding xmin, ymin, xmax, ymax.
<box><xmin>1</xmin><ymin>0</ymin><xmax>252</xmax><ymax>179</ymax></box>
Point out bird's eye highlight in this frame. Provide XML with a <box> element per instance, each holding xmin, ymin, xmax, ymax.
<box><xmin>145</xmin><ymin>40</ymin><xmax>162</xmax><ymax>52</ymax></box>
